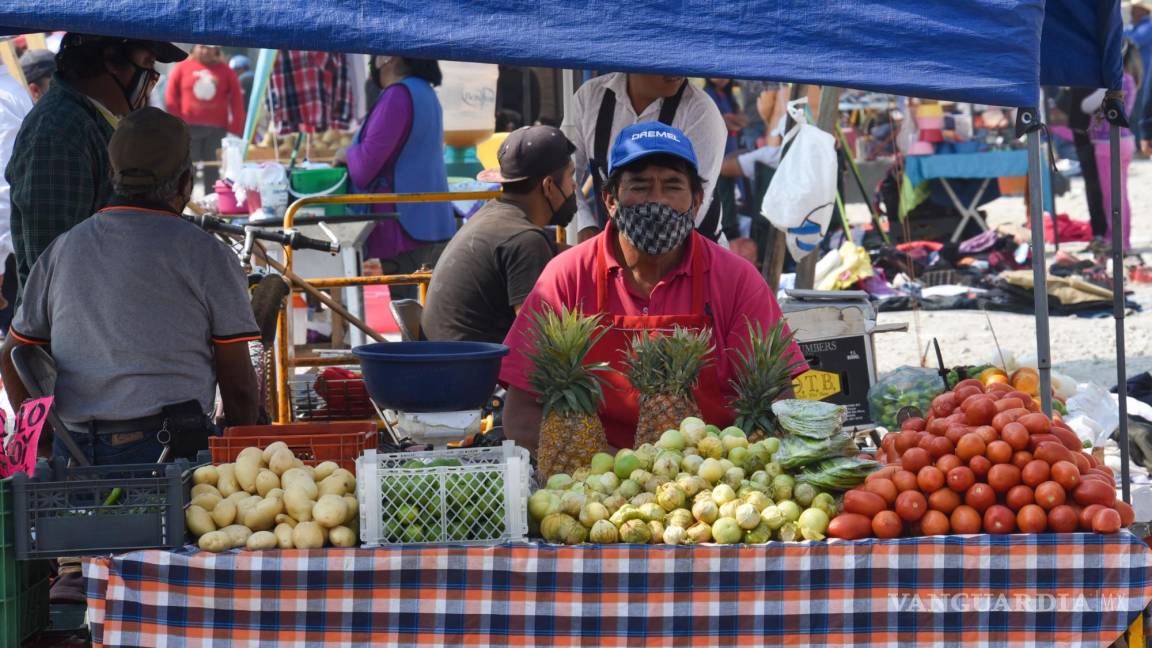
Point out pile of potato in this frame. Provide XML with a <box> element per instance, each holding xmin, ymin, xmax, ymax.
<box><xmin>185</xmin><ymin>442</ymin><xmax>359</xmax><ymax>552</ymax></box>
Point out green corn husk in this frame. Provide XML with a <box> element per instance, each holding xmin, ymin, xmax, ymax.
<box><xmin>773</xmin><ymin>433</ymin><xmax>858</xmax><ymax>470</ymax></box>
<box><xmin>795</xmin><ymin>457</ymin><xmax>883</xmax><ymax>491</ymax></box>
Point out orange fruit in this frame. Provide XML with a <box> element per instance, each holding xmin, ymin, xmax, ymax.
<box><xmin>979</xmin><ymin>367</ymin><xmax>1008</xmax><ymax>385</ymax></box>
<box><xmin>1011</xmin><ymin>368</ymin><xmax>1040</xmax><ymax>396</ymax></box>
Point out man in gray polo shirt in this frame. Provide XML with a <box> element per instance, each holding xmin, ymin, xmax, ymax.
<box><xmin>1</xmin><ymin>107</ymin><xmax>260</xmax><ymax>466</ymax></box>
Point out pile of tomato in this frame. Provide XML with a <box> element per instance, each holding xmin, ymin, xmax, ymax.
<box><xmin>828</xmin><ymin>379</ymin><xmax>1132</xmax><ymax>540</ymax></box>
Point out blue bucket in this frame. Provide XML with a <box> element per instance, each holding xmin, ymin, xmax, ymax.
<box><xmin>352</xmin><ymin>341</ymin><xmax>510</xmax><ymax>412</ymax></box>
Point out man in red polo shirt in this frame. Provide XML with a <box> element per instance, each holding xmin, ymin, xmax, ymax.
<box><xmin>500</xmin><ymin>121</ymin><xmax>807</xmax><ymax>456</ymax></box>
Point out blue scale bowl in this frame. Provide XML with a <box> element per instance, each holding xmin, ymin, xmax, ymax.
<box><xmin>351</xmin><ymin>341</ymin><xmax>510</xmax><ymax>412</ymax></box>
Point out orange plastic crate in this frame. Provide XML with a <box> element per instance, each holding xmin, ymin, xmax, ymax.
<box><xmin>210</xmin><ymin>421</ymin><xmax>378</xmax><ymax>471</ymax></box>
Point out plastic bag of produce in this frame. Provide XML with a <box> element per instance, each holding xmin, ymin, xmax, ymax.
<box><xmin>796</xmin><ymin>456</ymin><xmax>882</xmax><ymax>491</ymax></box>
<box><xmin>771</xmin><ymin>400</ymin><xmax>845</xmax><ymax>439</ymax></box>
<box><xmin>868</xmin><ymin>366</ymin><xmax>946</xmax><ymax>430</ymax></box>
<box><xmin>775</xmin><ymin>433</ymin><xmax>858</xmax><ymax>470</ymax></box>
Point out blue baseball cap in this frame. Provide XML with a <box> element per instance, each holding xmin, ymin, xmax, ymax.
<box><xmin>608</xmin><ymin>122</ymin><xmax>699</xmax><ymax>176</ymax></box>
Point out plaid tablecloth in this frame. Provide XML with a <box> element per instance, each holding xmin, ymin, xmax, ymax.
<box><xmin>84</xmin><ymin>532</ymin><xmax>1152</xmax><ymax>648</ymax></box>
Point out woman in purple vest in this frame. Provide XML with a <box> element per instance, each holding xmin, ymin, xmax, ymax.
<box><xmin>337</xmin><ymin>56</ymin><xmax>455</xmax><ymax>299</ymax></box>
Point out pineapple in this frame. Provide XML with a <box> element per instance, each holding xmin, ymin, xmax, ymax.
<box><xmin>625</xmin><ymin>327</ymin><xmax>714</xmax><ymax>447</ymax></box>
<box><xmin>729</xmin><ymin>319</ymin><xmax>806</xmax><ymax>441</ymax></box>
<box><xmin>525</xmin><ymin>306</ymin><xmax>613</xmax><ymax>481</ymax></box>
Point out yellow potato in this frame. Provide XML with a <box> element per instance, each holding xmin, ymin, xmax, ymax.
<box><xmin>198</xmin><ymin>530</ymin><xmax>232</xmax><ymax>553</ymax></box>
<box><xmin>235</xmin><ymin>450</ymin><xmax>263</xmax><ymax>493</ymax></box>
<box><xmin>342</xmin><ymin>495</ymin><xmax>359</xmax><ymax>523</ymax></box>
<box><xmin>274</xmin><ymin>523</ymin><xmax>295</xmax><ymax>549</ymax></box>
<box><xmin>318</xmin><ymin>471</ymin><xmax>355</xmax><ymax>497</ymax></box>
<box><xmin>216</xmin><ymin>464</ymin><xmax>240</xmax><ymax>497</ymax></box>
<box><xmin>244</xmin><ymin>496</ymin><xmax>284</xmax><ymax>532</ymax></box>
<box><xmin>211</xmin><ymin>499</ymin><xmax>237</xmax><ymax>527</ymax></box>
<box><xmin>284</xmin><ymin>486</ymin><xmax>314</xmax><ymax>522</ymax></box>
<box><xmin>268</xmin><ymin>447</ymin><xmax>297</xmax><ymax>476</ymax></box>
<box><xmin>291</xmin><ymin>521</ymin><xmax>326</xmax><ymax>549</ymax></box>
<box><xmin>245</xmin><ymin>531</ymin><xmax>278</xmax><ymax>550</ymax></box>
<box><xmin>255</xmin><ymin>469</ymin><xmax>280</xmax><ymax>497</ymax></box>
<box><xmin>185</xmin><ymin>505</ymin><xmax>216</xmax><ymax>537</ymax></box>
<box><xmin>274</xmin><ymin>514</ymin><xmax>297</xmax><ymax>528</ymax></box>
<box><xmin>313</xmin><ymin>461</ymin><xmax>339</xmax><ymax>482</ymax></box>
<box><xmin>262</xmin><ymin>441</ymin><xmax>290</xmax><ymax>465</ymax></box>
<box><xmin>237</xmin><ymin>446</ymin><xmax>265</xmax><ymax>467</ymax></box>
<box><xmin>190</xmin><ymin>483</ymin><xmax>221</xmax><ymax>499</ymax></box>
<box><xmin>328</xmin><ymin>525</ymin><xmax>357</xmax><ymax>548</ymax></box>
<box><xmin>312</xmin><ymin>494</ymin><xmax>349</xmax><ymax>528</ymax></box>
<box><xmin>192</xmin><ymin>465</ymin><xmax>219</xmax><ymax>486</ymax></box>
<box><xmin>189</xmin><ymin>492</ymin><xmax>222</xmax><ymax>512</ymax></box>
<box><xmin>266</xmin><ymin>488</ymin><xmax>284</xmax><ymax>501</ymax></box>
<box><xmin>221</xmin><ymin>524</ymin><xmax>253</xmax><ymax>548</ymax></box>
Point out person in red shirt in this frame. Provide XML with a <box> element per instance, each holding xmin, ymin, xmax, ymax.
<box><xmin>500</xmin><ymin>122</ymin><xmax>807</xmax><ymax>456</ymax></box>
<box><xmin>164</xmin><ymin>45</ymin><xmax>245</xmax><ymax>188</ymax></box>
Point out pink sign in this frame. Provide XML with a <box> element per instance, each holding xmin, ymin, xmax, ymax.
<box><xmin>0</xmin><ymin>396</ymin><xmax>54</xmax><ymax>478</ymax></box>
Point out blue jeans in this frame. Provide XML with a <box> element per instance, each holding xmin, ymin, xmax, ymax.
<box><xmin>53</xmin><ymin>428</ymin><xmax>166</xmax><ymax>465</ymax></box>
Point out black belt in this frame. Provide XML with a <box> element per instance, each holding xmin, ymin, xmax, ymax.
<box><xmin>72</xmin><ymin>413</ymin><xmax>168</xmax><ymax>437</ymax></box>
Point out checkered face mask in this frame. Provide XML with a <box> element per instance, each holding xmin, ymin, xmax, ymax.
<box><xmin>614</xmin><ymin>202</ymin><xmax>694</xmax><ymax>256</ymax></box>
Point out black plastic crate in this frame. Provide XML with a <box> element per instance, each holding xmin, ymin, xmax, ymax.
<box><xmin>11</xmin><ymin>457</ymin><xmax>198</xmax><ymax>559</ymax></box>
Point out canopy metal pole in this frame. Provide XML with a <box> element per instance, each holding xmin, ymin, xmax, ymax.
<box><xmin>1025</xmin><ymin>115</ymin><xmax>1053</xmax><ymax>415</ymax></box>
<box><xmin>1108</xmin><ymin>122</ymin><xmax>1132</xmax><ymax>504</ymax></box>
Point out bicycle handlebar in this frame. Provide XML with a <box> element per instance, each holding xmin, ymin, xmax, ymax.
<box><xmin>183</xmin><ymin>213</ymin><xmax>340</xmax><ymax>254</ymax></box>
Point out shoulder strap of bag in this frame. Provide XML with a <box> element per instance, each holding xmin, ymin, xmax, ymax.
<box><xmin>658</xmin><ymin>80</ymin><xmax>688</xmax><ymax>125</ymax></box>
<box><xmin>590</xmin><ymin>88</ymin><xmax>618</xmax><ymax>228</ymax></box>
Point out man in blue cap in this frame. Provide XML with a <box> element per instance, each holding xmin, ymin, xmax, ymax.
<box><xmin>499</xmin><ymin>122</ymin><xmax>806</xmax><ymax>455</ymax></box>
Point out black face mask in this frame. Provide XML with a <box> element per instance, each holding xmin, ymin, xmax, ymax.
<box><xmin>110</xmin><ymin>62</ymin><xmax>157</xmax><ymax>111</ymax></box>
<box><xmin>546</xmin><ymin>184</ymin><xmax>578</xmax><ymax>228</ymax></box>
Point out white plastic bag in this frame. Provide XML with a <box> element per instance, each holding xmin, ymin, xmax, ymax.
<box><xmin>760</xmin><ymin>99</ymin><xmax>838</xmax><ymax>261</ymax></box>
<box><xmin>1066</xmin><ymin>382</ymin><xmax>1120</xmax><ymax>448</ymax></box>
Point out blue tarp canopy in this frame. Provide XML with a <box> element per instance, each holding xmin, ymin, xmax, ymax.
<box><xmin>0</xmin><ymin>0</ymin><xmax>1122</xmax><ymax>105</ymax></box>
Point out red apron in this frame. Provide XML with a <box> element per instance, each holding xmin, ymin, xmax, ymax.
<box><xmin>587</xmin><ymin>231</ymin><xmax>733</xmax><ymax>449</ymax></box>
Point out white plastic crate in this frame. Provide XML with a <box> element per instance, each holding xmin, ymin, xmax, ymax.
<box><xmin>357</xmin><ymin>441</ymin><xmax>529</xmax><ymax>546</ymax></box>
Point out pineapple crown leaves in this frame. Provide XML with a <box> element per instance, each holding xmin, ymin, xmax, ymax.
<box><xmin>728</xmin><ymin>318</ymin><xmax>806</xmax><ymax>436</ymax></box>
<box><xmin>622</xmin><ymin>326</ymin><xmax>714</xmax><ymax>397</ymax></box>
<box><xmin>524</xmin><ymin>305</ymin><xmax>615</xmax><ymax>417</ymax></box>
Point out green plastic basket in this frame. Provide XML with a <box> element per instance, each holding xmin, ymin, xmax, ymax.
<box><xmin>0</xmin><ymin>477</ymin><xmax>51</xmax><ymax>645</ymax></box>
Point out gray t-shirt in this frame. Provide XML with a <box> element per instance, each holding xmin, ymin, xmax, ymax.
<box><xmin>421</xmin><ymin>200</ymin><xmax>555</xmax><ymax>344</ymax></box>
<box><xmin>11</xmin><ymin>205</ymin><xmax>260</xmax><ymax>424</ymax></box>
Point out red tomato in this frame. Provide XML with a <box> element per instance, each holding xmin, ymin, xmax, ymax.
<box><xmin>1001</xmin><ymin>422</ymin><xmax>1030</xmax><ymax>451</ymax></box>
<box><xmin>1011</xmin><ymin>450</ymin><xmax>1034</xmax><ymax>470</ymax></box>
<box><xmin>1079</xmin><ymin>504</ymin><xmax>1106</xmax><ymax>530</ymax></box>
<box><xmin>928</xmin><ymin>436</ymin><xmax>955</xmax><ymax>460</ymax></box>
<box><xmin>1047</xmin><ymin>505</ymin><xmax>1079</xmax><ymax>533</ymax></box>
<box><xmin>950</xmin><ymin>505</ymin><xmax>982</xmax><ymax>534</ymax></box>
<box><xmin>894</xmin><ymin>431</ymin><xmax>919</xmax><ymax>454</ymax></box>
<box><xmin>901</xmin><ymin>448</ymin><xmax>932</xmax><ymax>474</ymax></box>
<box><xmin>862</xmin><ymin>478</ymin><xmax>898</xmax><ymax>505</ymax></box>
<box><xmin>935</xmin><ymin>454</ymin><xmax>963</xmax><ymax>475</ymax></box>
<box><xmin>947</xmin><ymin>466</ymin><xmax>976</xmax><ymax>493</ymax></box>
<box><xmin>1021</xmin><ymin>460</ymin><xmax>1051</xmax><ymax>488</ymax></box>
<box><xmin>916</xmin><ymin>466</ymin><xmax>946</xmax><ymax>493</ymax></box>
<box><xmin>872</xmin><ymin>510</ymin><xmax>903</xmax><ymax>539</ymax></box>
<box><xmin>964</xmin><ymin>483</ymin><xmax>997</xmax><ymax>512</ymax></box>
<box><xmin>1034</xmin><ymin>481</ymin><xmax>1067</xmax><ymax>510</ymax></box>
<box><xmin>985</xmin><ymin>440</ymin><xmax>1013</xmax><ymax>465</ymax></box>
<box><xmin>920</xmin><ymin>510</ymin><xmax>951</xmax><ymax>536</ymax></box>
<box><xmin>895</xmin><ymin>490</ymin><xmax>928</xmax><ymax>522</ymax></box>
<box><xmin>1091</xmin><ymin>508</ymin><xmax>1121</xmax><ymax>534</ymax></box>
<box><xmin>901</xmin><ymin>417</ymin><xmax>927</xmax><ymax>432</ymax></box>
<box><xmin>1050</xmin><ymin>461</ymin><xmax>1081</xmax><ymax>491</ymax></box>
<box><xmin>928</xmin><ymin>488</ymin><xmax>961</xmax><ymax>515</ymax></box>
<box><xmin>987</xmin><ymin>464</ymin><xmax>1022</xmax><ymax>494</ymax></box>
<box><xmin>1018</xmin><ymin>413</ymin><xmax>1053</xmax><ymax>436</ymax></box>
<box><xmin>931</xmin><ymin>393</ymin><xmax>958</xmax><ymax>417</ymax></box>
<box><xmin>965</xmin><ymin>398</ymin><xmax>997</xmax><ymax>427</ymax></box>
<box><xmin>1004</xmin><ymin>484</ymin><xmax>1035</xmax><ymax>511</ymax></box>
<box><xmin>892</xmin><ymin>470</ymin><xmax>920</xmax><ymax>493</ymax></box>
<box><xmin>968</xmin><ymin>455</ymin><xmax>993</xmax><ymax>480</ymax></box>
<box><xmin>926</xmin><ymin>417</ymin><xmax>950</xmax><ymax>437</ymax></box>
<box><xmin>1115</xmin><ymin>500</ymin><xmax>1135</xmax><ymax>527</ymax></box>
<box><xmin>956</xmin><ymin>434</ymin><xmax>986</xmax><ymax>461</ymax></box>
<box><xmin>1016</xmin><ymin>504</ymin><xmax>1048</xmax><ymax>533</ymax></box>
<box><xmin>983</xmin><ymin>505</ymin><xmax>1016</xmax><ymax>534</ymax></box>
